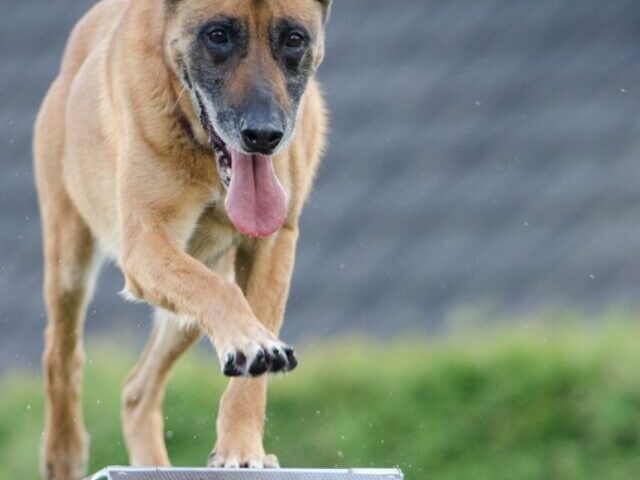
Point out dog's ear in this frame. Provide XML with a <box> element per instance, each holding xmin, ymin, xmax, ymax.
<box><xmin>313</xmin><ymin>0</ymin><xmax>331</xmax><ymax>67</ymax></box>
<box><xmin>317</xmin><ymin>0</ymin><xmax>332</xmax><ymax>24</ymax></box>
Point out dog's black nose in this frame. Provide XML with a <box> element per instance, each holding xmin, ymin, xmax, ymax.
<box><xmin>241</xmin><ymin>127</ymin><xmax>284</xmax><ymax>155</ymax></box>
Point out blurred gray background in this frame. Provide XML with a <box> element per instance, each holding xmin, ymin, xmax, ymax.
<box><xmin>1</xmin><ymin>0</ymin><xmax>640</xmax><ymax>371</ymax></box>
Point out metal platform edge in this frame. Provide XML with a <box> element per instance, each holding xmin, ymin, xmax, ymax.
<box><xmin>89</xmin><ymin>466</ymin><xmax>403</xmax><ymax>480</ymax></box>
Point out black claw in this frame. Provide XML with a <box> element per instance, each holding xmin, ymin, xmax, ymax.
<box><xmin>223</xmin><ymin>353</ymin><xmax>234</xmax><ymax>368</ymax></box>
<box><xmin>285</xmin><ymin>347</ymin><xmax>298</xmax><ymax>371</ymax></box>
<box><xmin>270</xmin><ymin>347</ymin><xmax>287</xmax><ymax>372</ymax></box>
<box><xmin>240</xmin><ymin>462</ymin><xmax>249</xmax><ymax>469</ymax></box>
<box><xmin>223</xmin><ymin>354</ymin><xmax>243</xmax><ymax>377</ymax></box>
<box><xmin>249</xmin><ymin>350</ymin><xmax>268</xmax><ymax>376</ymax></box>
<box><xmin>235</xmin><ymin>351</ymin><xmax>247</xmax><ymax>368</ymax></box>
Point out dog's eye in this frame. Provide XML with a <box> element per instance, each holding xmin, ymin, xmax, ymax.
<box><xmin>208</xmin><ymin>29</ymin><xmax>229</xmax><ymax>46</ymax></box>
<box><xmin>285</xmin><ymin>31</ymin><xmax>306</xmax><ymax>49</ymax></box>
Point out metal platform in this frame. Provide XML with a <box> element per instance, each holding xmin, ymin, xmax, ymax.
<box><xmin>89</xmin><ymin>468</ymin><xmax>403</xmax><ymax>480</ymax></box>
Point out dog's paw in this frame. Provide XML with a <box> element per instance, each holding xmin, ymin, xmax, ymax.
<box><xmin>41</xmin><ymin>431</ymin><xmax>89</xmax><ymax>480</ymax></box>
<box><xmin>220</xmin><ymin>340</ymin><xmax>298</xmax><ymax>377</ymax></box>
<box><xmin>208</xmin><ymin>449</ymin><xmax>280</xmax><ymax>469</ymax></box>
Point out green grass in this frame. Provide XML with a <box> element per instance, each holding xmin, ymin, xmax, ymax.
<box><xmin>2</xmin><ymin>320</ymin><xmax>640</xmax><ymax>480</ymax></box>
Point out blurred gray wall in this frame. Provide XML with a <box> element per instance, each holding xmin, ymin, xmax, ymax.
<box><xmin>2</xmin><ymin>0</ymin><xmax>640</xmax><ymax>371</ymax></box>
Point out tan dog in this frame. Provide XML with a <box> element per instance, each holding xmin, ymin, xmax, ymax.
<box><xmin>33</xmin><ymin>0</ymin><xmax>330</xmax><ymax>478</ymax></box>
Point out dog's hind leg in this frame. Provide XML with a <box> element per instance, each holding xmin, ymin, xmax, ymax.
<box><xmin>122</xmin><ymin>310</ymin><xmax>200</xmax><ymax>466</ymax></box>
<box><xmin>35</xmin><ymin>79</ymin><xmax>102</xmax><ymax>480</ymax></box>
<box><xmin>39</xmin><ymin>200</ymin><xmax>100</xmax><ymax>480</ymax></box>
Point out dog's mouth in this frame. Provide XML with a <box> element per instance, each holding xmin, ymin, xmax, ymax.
<box><xmin>191</xmin><ymin>87</ymin><xmax>287</xmax><ymax>238</ymax></box>
<box><xmin>194</xmin><ymin>89</ymin><xmax>232</xmax><ymax>190</ymax></box>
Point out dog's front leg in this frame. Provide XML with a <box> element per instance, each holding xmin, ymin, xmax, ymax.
<box><xmin>117</xmin><ymin>151</ymin><xmax>294</xmax><ymax>377</ymax></box>
<box><xmin>120</xmin><ymin>217</ymin><xmax>296</xmax><ymax>375</ymax></box>
<box><xmin>209</xmin><ymin>226</ymin><xmax>299</xmax><ymax>468</ymax></box>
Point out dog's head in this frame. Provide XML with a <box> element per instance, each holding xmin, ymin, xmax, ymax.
<box><xmin>164</xmin><ymin>0</ymin><xmax>330</xmax><ymax>237</ymax></box>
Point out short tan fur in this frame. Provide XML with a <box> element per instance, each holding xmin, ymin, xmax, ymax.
<box><xmin>33</xmin><ymin>0</ymin><xmax>330</xmax><ymax>478</ymax></box>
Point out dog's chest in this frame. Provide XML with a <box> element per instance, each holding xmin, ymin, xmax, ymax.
<box><xmin>187</xmin><ymin>203</ymin><xmax>240</xmax><ymax>267</ymax></box>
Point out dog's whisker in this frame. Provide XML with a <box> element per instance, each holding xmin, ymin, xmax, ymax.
<box><xmin>172</xmin><ymin>85</ymin><xmax>187</xmax><ymax>111</ymax></box>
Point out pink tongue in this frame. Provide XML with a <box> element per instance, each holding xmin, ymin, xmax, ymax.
<box><xmin>224</xmin><ymin>151</ymin><xmax>287</xmax><ymax>238</ymax></box>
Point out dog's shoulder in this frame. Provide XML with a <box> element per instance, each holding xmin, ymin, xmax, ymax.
<box><xmin>60</xmin><ymin>0</ymin><xmax>130</xmax><ymax>78</ymax></box>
